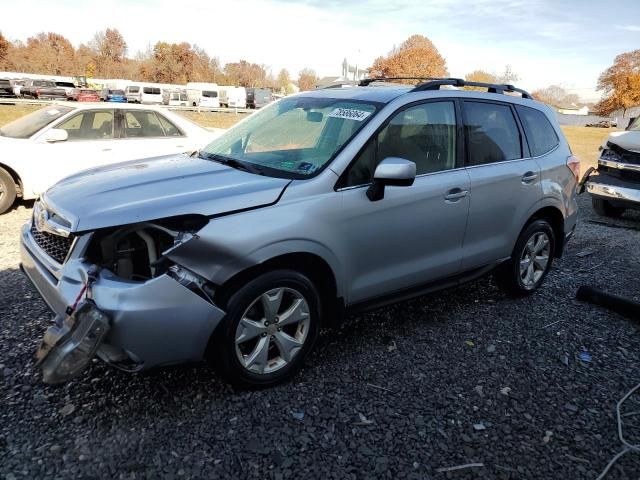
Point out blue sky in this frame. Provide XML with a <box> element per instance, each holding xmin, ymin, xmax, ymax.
<box><xmin>3</xmin><ymin>0</ymin><xmax>639</xmax><ymax>100</ymax></box>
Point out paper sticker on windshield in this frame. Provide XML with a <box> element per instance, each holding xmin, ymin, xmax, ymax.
<box><xmin>328</xmin><ymin>108</ymin><xmax>371</xmax><ymax>122</ymax></box>
<box><xmin>47</xmin><ymin>109</ymin><xmax>60</xmax><ymax>115</ymax></box>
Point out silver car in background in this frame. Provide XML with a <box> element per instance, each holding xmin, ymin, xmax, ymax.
<box><xmin>20</xmin><ymin>78</ymin><xmax>579</xmax><ymax>387</ymax></box>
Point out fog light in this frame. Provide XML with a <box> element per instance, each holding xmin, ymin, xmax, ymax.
<box><xmin>38</xmin><ymin>301</ymin><xmax>110</xmax><ymax>384</ymax></box>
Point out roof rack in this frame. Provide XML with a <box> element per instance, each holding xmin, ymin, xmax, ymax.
<box><xmin>410</xmin><ymin>78</ymin><xmax>532</xmax><ymax>99</ymax></box>
<box><xmin>358</xmin><ymin>77</ymin><xmax>441</xmax><ymax>87</ymax></box>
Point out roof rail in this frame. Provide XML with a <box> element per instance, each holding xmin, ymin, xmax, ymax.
<box><xmin>358</xmin><ymin>77</ymin><xmax>441</xmax><ymax>87</ymax></box>
<box><xmin>410</xmin><ymin>78</ymin><xmax>532</xmax><ymax>99</ymax></box>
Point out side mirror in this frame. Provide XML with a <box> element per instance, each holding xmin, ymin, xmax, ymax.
<box><xmin>44</xmin><ymin>129</ymin><xmax>68</xmax><ymax>143</ymax></box>
<box><xmin>366</xmin><ymin>157</ymin><xmax>416</xmax><ymax>202</ymax></box>
<box><xmin>626</xmin><ymin>117</ymin><xmax>637</xmax><ymax>131</ymax></box>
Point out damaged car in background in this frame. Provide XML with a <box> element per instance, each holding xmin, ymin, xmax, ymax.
<box><xmin>21</xmin><ymin>79</ymin><xmax>578</xmax><ymax>387</ymax></box>
<box><xmin>582</xmin><ymin>116</ymin><xmax>640</xmax><ymax>217</ymax></box>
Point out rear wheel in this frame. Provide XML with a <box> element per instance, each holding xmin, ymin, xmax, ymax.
<box><xmin>0</xmin><ymin>167</ymin><xmax>17</xmax><ymax>214</ymax></box>
<box><xmin>211</xmin><ymin>270</ymin><xmax>321</xmax><ymax>388</ymax></box>
<box><xmin>495</xmin><ymin>219</ymin><xmax>555</xmax><ymax>296</ymax></box>
<box><xmin>592</xmin><ymin>197</ymin><xmax>625</xmax><ymax>218</ymax></box>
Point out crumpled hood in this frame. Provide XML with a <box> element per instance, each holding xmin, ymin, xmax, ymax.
<box><xmin>603</xmin><ymin>131</ymin><xmax>640</xmax><ymax>153</ymax></box>
<box><xmin>43</xmin><ymin>154</ymin><xmax>290</xmax><ymax>232</ymax></box>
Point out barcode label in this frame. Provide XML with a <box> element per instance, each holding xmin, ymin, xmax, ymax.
<box><xmin>328</xmin><ymin>108</ymin><xmax>372</xmax><ymax>121</ymax></box>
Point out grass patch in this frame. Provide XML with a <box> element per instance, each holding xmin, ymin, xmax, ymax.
<box><xmin>0</xmin><ymin>104</ymin><xmax>42</xmax><ymax>126</ymax></box>
<box><xmin>560</xmin><ymin>125</ymin><xmax>612</xmax><ymax>173</ymax></box>
<box><xmin>0</xmin><ymin>104</ymin><xmax>612</xmax><ymax>174</ymax></box>
<box><xmin>176</xmin><ymin>111</ymin><xmax>248</xmax><ymax>129</ymax></box>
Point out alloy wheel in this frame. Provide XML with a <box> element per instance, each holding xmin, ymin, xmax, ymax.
<box><xmin>519</xmin><ymin>232</ymin><xmax>551</xmax><ymax>289</ymax></box>
<box><xmin>235</xmin><ymin>287</ymin><xmax>310</xmax><ymax>374</ymax></box>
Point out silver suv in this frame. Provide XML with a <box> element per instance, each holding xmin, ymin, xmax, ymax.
<box><xmin>21</xmin><ymin>78</ymin><xmax>579</xmax><ymax>387</ymax></box>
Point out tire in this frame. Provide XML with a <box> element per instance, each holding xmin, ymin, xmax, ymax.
<box><xmin>210</xmin><ymin>269</ymin><xmax>322</xmax><ymax>388</ymax></box>
<box><xmin>592</xmin><ymin>197</ymin><xmax>625</xmax><ymax>218</ymax></box>
<box><xmin>495</xmin><ymin>219</ymin><xmax>555</xmax><ymax>296</ymax></box>
<box><xmin>0</xmin><ymin>167</ymin><xmax>17</xmax><ymax>214</ymax></box>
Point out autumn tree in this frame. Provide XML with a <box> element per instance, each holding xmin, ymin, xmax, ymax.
<box><xmin>464</xmin><ymin>70</ymin><xmax>497</xmax><ymax>90</ymax></box>
<box><xmin>369</xmin><ymin>34</ymin><xmax>447</xmax><ymax>83</ymax></box>
<box><xmin>89</xmin><ymin>28</ymin><xmax>128</xmax><ymax>77</ymax></box>
<box><xmin>190</xmin><ymin>46</ymin><xmax>223</xmax><ymax>82</ymax></box>
<box><xmin>144</xmin><ymin>41</ymin><xmax>195</xmax><ymax>83</ymax></box>
<box><xmin>532</xmin><ymin>85</ymin><xmax>580</xmax><ymax>108</ymax></box>
<box><xmin>224</xmin><ymin>60</ymin><xmax>267</xmax><ymax>87</ymax></box>
<box><xmin>9</xmin><ymin>32</ymin><xmax>77</xmax><ymax>75</ymax></box>
<box><xmin>593</xmin><ymin>49</ymin><xmax>640</xmax><ymax>116</ymax></box>
<box><xmin>0</xmin><ymin>32</ymin><xmax>12</xmax><ymax>70</ymax></box>
<box><xmin>465</xmin><ymin>70</ymin><xmax>497</xmax><ymax>84</ymax></box>
<box><xmin>298</xmin><ymin>68</ymin><xmax>318</xmax><ymax>91</ymax></box>
<box><xmin>277</xmin><ymin>68</ymin><xmax>291</xmax><ymax>92</ymax></box>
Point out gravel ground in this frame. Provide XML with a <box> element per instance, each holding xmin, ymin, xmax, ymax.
<box><xmin>1</xmin><ymin>195</ymin><xmax>640</xmax><ymax>480</ymax></box>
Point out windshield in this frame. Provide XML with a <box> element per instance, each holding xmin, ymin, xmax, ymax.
<box><xmin>201</xmin><ymin>96</ymin><xmax>379</xmax><ymax>178</ymax></box>
<box><xmin>111</xmin><ymin>90</ymin><xmax>125</xmax><ymax>95</ymax></box>
<box><xmin>0</xmin><ymin>106</ymin><xmax>74</xmax><ymax>139</ymax></box>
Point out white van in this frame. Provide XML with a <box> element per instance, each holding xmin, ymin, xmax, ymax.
<box><xmin>163</xmin><ymin>90</ymin><xmax>189</xmax><ymax>107</ymax></box>
<box><xmin>218</xmin><ymin>86</ymin><xmax>246</xmax><ymax>108</ymax></box>
<box><xmin>140</xmin><ymin>86</ymin><xmax>163</xmax><ymax>105</ymax></box>
<box><xmin>125</xmin><ymin>85</ymin><xmax>142</xmax><ymax>103</ymax></box>
<box><xmin>187</xmin><ymin>88</ymin><xmax>220</xmax><ymax>108</ymax></box>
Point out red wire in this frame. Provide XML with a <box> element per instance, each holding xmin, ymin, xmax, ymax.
<box><xmin>71</xmin><ymin>282</ymin><xmax>88</xmax><ymax>312</ymax></box>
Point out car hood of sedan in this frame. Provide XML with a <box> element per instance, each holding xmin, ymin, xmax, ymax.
<box><xmin>43</xmin><ymin>154</ymin><xmax>291</xmax><ymax>232</ymax></box>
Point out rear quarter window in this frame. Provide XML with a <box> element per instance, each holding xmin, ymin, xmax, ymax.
<box><xmin>515</xmin><ymin>105</ymin><xmax>560</xmax><ymax>157</ymax></box>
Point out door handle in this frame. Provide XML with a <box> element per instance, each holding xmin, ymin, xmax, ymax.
<box><xmin>521</xmin><ymin>171</ymin><xmax>538</xmax><ymax>183</ymax></box>
<box><xmin>444</xmin><ymin>188</ymin><xmax>468</xmax><ymax>202</ymax></box>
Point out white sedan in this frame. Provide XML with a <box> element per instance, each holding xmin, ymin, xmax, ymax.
<box><xmin>0</xmin><ymin>103</ymin><xmax>222</xmax><ymax>213</ymax></box>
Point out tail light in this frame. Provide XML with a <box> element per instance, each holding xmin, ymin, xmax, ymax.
<box><xmin>567</xmin><ymin>155</ymin><xmax>580</xmax><ymax>182</ymax></box>
<box><xmin>35</xmin><ymin>88</ymin><xmax>40</xmax><ymax>96</ymax></box>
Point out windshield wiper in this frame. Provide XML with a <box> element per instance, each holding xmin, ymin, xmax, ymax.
<box><xmin>199</xmin><ymin>152</ymin><xmax>263</xmax><ymax>175</ymax></box>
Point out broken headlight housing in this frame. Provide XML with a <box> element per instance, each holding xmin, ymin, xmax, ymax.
<box><xmin>84</xmin><ymin>215</ymin><xmax>209</xmax><ymax>282</ymax></box>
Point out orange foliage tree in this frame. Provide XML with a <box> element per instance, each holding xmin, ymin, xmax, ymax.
<box><xmin>594</xmin><ymin>49</ymin><xmax>640</xmax><ymax>116</ymax></box>
<box><xmin>298</xmin><ymin>68</ymin><xmax>318</xmax><ymax>91</ymax></box>
<box><xmin>369</xmin><ymin>34</ymin><xmax>447</xmax><ymax>82</ymax></box>
<box><xmin>0</xmin><ymin>32</ymin><xmax>11</xmax><ymax>70</ymax></box>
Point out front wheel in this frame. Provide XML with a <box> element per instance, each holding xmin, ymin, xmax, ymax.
<box><xmin>210</xmin><ymin>270</ymin><xmax>321</xmax><ymax>388</ymax></box>
<box><xmin>495</xmin><ymin>219</ymin><xmax>555</xmax><ymax>296</ymax></box>
<box><xmin>0</xmin><ymin>167</ymin><xmax>17</xmax><ymax>214</ymax></box>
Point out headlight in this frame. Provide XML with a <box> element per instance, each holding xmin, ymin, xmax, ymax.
<box><xmin>600</xmin><ymin>148</ymin><xmax>622</xmax><ymax>163</ymax></box>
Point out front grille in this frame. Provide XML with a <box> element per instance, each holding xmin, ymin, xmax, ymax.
<box><xmin>30</xmin><ymin>223</ymin><xmax>74</xmax><ymax>264</ymax></box>
<box><xmin>599</xmin><ymin>165</ymin><xmax>640</xmax><ymax>184</ymax></box>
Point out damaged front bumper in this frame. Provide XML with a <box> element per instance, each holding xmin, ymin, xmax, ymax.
<box><xmin>20</xmin><ymin>221</ymin><xmax>226</xmax><ymax>383</ymax></box>
<box><xmin>582</xmin><ymin>170</ymin><xmax>640</xmax><ymax>208</ymax></box>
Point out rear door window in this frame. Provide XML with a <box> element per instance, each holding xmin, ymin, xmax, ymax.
<box><xmin>157</xmin><ymin>114</ymin><xmax>183</xmax><ymax>137</ymax></box>
<box><xmin>123</xmin><ymin>110</ymin><xmax>167</xmax><ymax>138</ymax></box>
<box><xmin>463</xmin><ymin>101</ymin><xmax>522</xmax><ymax>166</ymax></box>
<box><xmin>515</xmin><ymin>105</ymin><xmax>559</xmax><ymax>157</ymax></box>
